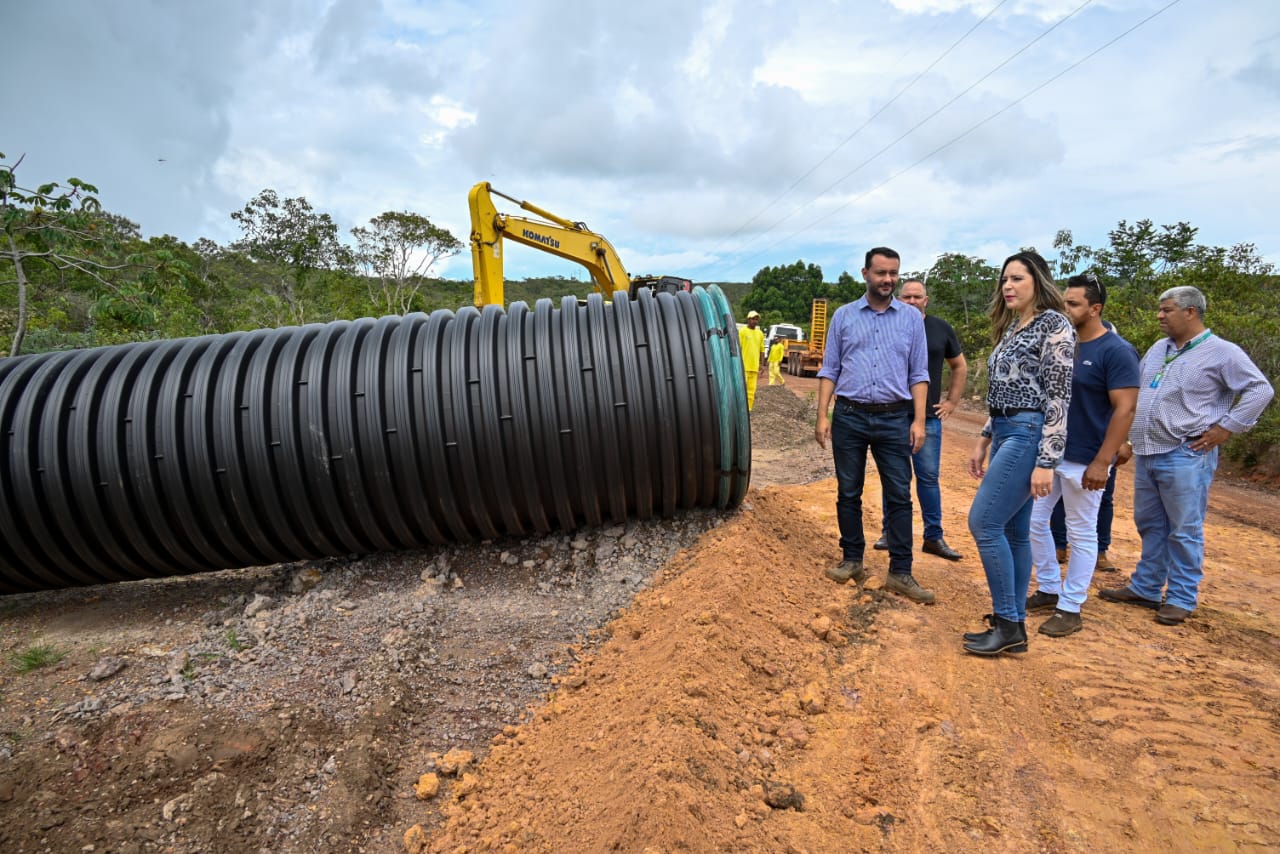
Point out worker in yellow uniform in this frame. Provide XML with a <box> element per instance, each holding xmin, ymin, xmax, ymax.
<box><xmin>768</xmin><ymin>336</ymin><xmax>786</xmax><ymax>387</ymax></box>
<box><xmin>739</xmin><ymin>310</ymin><xmax>765</xmax><ymax>411</ymax></box>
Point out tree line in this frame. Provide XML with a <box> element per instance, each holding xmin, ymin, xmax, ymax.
<box><xmin>739</xmin><ymin>223</ymin><xmax>1279</xmax><ymax>468</ymax></box>
<box><xmin>0</xmin><ymin>154</ymin><xmax>667</xmax><ymax>359</ymax></box>
<box><xmin>1</xmin><ymin>153</ymin><xmax>479</xmax><ymax>357</ymax></box>
<box><xmin>2</xmin><ymin>153</ymin><xmax>1275</xmax><ymax>466</ymax></box>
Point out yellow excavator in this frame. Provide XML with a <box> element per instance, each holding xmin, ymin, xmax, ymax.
<box><xmin>468</xmin><ymin>182</ymin><xmax>691</xmax><ymax>307</ymax></box>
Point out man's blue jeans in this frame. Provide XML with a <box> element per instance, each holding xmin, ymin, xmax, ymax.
<box><xmin>967</xmin><ymin>412</ymin><xmax>1043</xmax><ymax>622</ymax></box>
<box><xmin>880</xmin><ymin>416</ymin><xmax>944</xmax><ymax>542</ymax></box>
<box><xmin>832</xmin><ymin>402</ymin><xmax>914</xmax><ymax>575</ymax></box>
<box><xmin>1129</xmin><ymin>445</ymin><xmax>1218</xmax><ymax>611</ymax></box>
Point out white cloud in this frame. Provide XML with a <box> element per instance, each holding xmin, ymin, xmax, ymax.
<box><xmin>887</xmin><ymin>0</ymin><xmax>1129</xmax><ymax>22</ymax></box>
<box><xmin>2</xmin><ymin>0</ymin><xmax>1277</xmax><ymax>286</ymax></box>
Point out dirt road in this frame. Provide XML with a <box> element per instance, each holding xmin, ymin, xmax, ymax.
<box><xmin>425</xmin><ymin>381</ymin><xmax>1280</xmax><ymax>852</ymax></box>
<box><xmin>2</xmin><ymin>379</ymin><xmax>1278</xmax><ymax>852</ymax></box>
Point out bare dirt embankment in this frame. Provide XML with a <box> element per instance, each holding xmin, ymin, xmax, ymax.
<box><xmin>2</xmin><ymin>379</ymin><xmax>1278</xmax><ymax>853</ymax></box>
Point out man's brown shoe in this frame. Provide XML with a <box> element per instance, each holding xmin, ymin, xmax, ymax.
<box><xmin>1099</xmin><ymin>585</ymin><xmax>1161</xmax><ymax>610</ymax></box>
<box><xmin>1095</xmin><ymin>550</ymin><xmax>1117</xmax><ymax>572</ymax></box>
<box><xmin>1026</xmin><ymin>590</ymin><xmax>1059</xmax><ymax>612</ymax></box>
<box><xmin>1155</xmin><ymin>604</ymin><xmax>1191</xmax><ymax>625</ymax></box>
<box><xmin>1038</xmin><ymin>609</ymin><xmax>1082</xmax><ymax>637</ymax></box>
<box><xmin>922</xmin><ymin>539</ymin><xmax>963</xmax><ymax>561</ymax></box>
<box><xmin>825</xmin><ymin>560</ymin><xmax>867</xmax><ymax>585</ymax></box>
<box><xmin>1055</xmin><ymin>547</ymin><xmax>1067</xmax><ymax>564</ymax></box>
<box><xmin>883</xmin><ymin>572</ymin><xmax>936</xmax><ymax>604</ymax></box>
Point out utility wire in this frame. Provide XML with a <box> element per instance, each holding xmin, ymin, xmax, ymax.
<box><xmin>737</xmin><ymin>0</ymin><xmax>1092</xmax><ymax>263</ymax></box>
<box><xmin>711</xmin><ymin>0</ymin><xmax>1010</xmax><ymax>254</ymax></box>
<box><xmin>726</xmin><ymin>0</ymin><xmax>1183</xmax><ymax>277</ymax></box>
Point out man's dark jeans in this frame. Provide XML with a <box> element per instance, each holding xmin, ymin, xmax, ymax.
<box><xmin>831</xmin><ymin>401</ymin><xmax>914</xmax><ymax>575</ymax></box>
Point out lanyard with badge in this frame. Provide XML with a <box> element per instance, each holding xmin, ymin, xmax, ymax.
<box><xmin>1150</xmin><ymin>330</ymin><xmax>1211</xmax><ymax>388</ymax></box>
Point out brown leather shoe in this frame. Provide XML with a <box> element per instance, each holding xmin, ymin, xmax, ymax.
<box><xmin>1155</xmin><ymin>604</ymin><xmax>1192</xmax><ymax>625</ymax></box>
<box><xmin>1038</xmin><ymin>609</ymin><xmax>1082</xmax><ymax>637</ymax></box>
<box><xmin>1099</xmin><ymin>585</ymin><xmax>1161</xmax><ymax>610</ymax></box>
<box><xmin>1026</xmin><ymin>590</ymin><xmax>1059</xmax><ymax>612</ymax></box>
<box><xmin>922</xmin><ymin>539</ymin><xmax>962</xmax><ymax>561</ymax></box>
<box><xmin>1095</xmin><ymin>550</ymin><xmax>1117</xmax><ymax>572</ymax></box>
<box><xmin>825</xmin><ymin>560</ymin><xmax>867</xmax><ymax>585</ymax></box>
<box><xmin>883</xmin><ymin>572</ymin><xmax>936</xmax><ymax>604</ymax></box>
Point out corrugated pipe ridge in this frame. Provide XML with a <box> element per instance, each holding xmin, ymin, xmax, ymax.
<box><xmin>0</xmin><ymin>286</ymin><xmax>750</xmax><ymax>594</ymax></box>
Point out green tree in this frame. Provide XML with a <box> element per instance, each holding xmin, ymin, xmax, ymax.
<box><xmin>742</xmin><ymin>260</ymin><xmax>826</xmax><ymax>326</ymax></box>
<box><xmin>1058</xmin><ymin>219</ymin><xmax>1200</xmax><ymax>293</ymax></box>
<box><xmin>351</xmin><ymin>211</ymin><xmax>463</xmax><ymax>315</ymax></box>
<box><xmin>831</xmin><ymin>271</ymin><xmax>862</xmax><ymax>306</ymax></box>
<box><xmin>174</xmin><ymin>238</ymin><xmax>271</xmax><ymax>333</ymax></box>
<box><xmin>1051</xmin><ymin>229</ymin><xmax>1094</xmax><ymax>277</ymax></box>
<box><xmin>231</xmin><ymin>189</ymin><xmax>351</xmax><ymax>324</ymax></box>
<box><xmin>918</xmin><ymin>252</ymin><xmax>998</xmax><ymax>353</ymax></box>
<box><xmin>0</xmin><ymin>152</ymin><xmax>129</xmax><ymax>355</ymax></box>
<box><xmin>87</xmin><ymin>233</ymin><xmax>225</xmax><ymax>343</ymax></box>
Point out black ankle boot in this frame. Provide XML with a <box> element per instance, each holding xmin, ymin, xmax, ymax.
<box><xmin>963</xmin><ymin>615</ymin><xmax>1028</xmax><ymax>656</ymax></box>
<box><xmin>963</xmin><ymin>614</ymin><xmax>995</xmax><ymax>643</ymax></box>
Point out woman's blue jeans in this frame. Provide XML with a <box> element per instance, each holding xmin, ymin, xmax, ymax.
<box><xmin>967</xmin><ymin>411</ymin><xmax>1044</xmax><ymax>621</ymax></box>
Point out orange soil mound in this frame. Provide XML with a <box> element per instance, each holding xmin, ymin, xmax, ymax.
<box><xmin>420</xmin><ymin>431</ymin><xmax>1280</xmax><ymax>853</ymax></box>
<box><xmin>424</xmin><ymin>486</ymin><xmax>905</xmax><ymax>852</ymax></box>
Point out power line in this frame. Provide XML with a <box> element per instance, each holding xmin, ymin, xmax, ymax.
<box><xmin>725</xmin><ymin>0</ymin><xmax>1183</xmax><ymax>278</ymax></box>
<box><xmin>729</xmin><ymin>0</ymin><xmax>1093</xmax><ymax>271</ymax></box>
<box><xmin>709</xmin><ymin>0</ymin><xmax>1011</xmax><ymax>255</ymax></box>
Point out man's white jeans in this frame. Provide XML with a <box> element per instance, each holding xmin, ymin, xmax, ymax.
<box><xmin>1029</xmin><ymin>460</ymin><xmax>1107</xmax><ymax>613</ymax></box>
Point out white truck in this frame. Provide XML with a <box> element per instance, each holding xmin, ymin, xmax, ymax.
<box><xmin>763</xmin><ymin>323</ymin><xmax>805</xmax><ymax>365</ymax></box>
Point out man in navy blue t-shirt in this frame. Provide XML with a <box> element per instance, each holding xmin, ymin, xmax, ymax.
<box><xmin>1026</xmin><ymin>274</ymin><xmax>1139</xmax><ymax>637</ymax></box>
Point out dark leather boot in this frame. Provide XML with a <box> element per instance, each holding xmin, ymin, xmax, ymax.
<box><xmin>963</xmin><ymin>615</ymin><xmax>1028</xmax><ymax>656</ymax></box>
<box><xmin>963</xmin><ymin>614</ymin><xmax>994</xmax><ymax>643</ymax></box>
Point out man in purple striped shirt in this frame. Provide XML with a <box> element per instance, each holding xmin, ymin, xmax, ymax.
<box><xmin>816</xmin><ymin>247</ymin><xmax>933</xmax><ymax>603</ymax></box>
<box><xmin>1100</xmin><ymin>285</ymin><xmax>1273</xmax><ymax>625</ymax></box>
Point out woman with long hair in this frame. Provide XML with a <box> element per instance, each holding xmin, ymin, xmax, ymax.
<box><xmin>965</xmin><ymin>251</ymin><xmax>1074</xmax><ymax>656</ymax></box>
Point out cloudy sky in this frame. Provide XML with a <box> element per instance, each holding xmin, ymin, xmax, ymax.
<box><xmin>5</xmin><ymin>0</ymin><xmax>1278</xmax><ymax>285</ymax></box>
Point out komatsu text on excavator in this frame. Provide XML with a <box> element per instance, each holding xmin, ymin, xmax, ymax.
<box><xmin>468</xmin><ymin>182</ymin><xmax>692</xmax><ymax>307</ymax></box>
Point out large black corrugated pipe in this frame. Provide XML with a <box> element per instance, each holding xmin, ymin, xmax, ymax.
<box><xmin>0</xmin><ymin>286</ymin><xmax>750</xmax><ymax>594</ymax></box>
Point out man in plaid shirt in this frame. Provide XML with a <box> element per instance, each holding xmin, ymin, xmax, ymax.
<box><xmin>1100</xmin><ymin>286</ymin><xmax>1273</xmax><ymax>625</ymax></box>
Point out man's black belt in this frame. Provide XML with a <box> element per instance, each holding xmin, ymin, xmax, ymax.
<box><xmin>989</xmin><ymin>407</ymin><xmax>1040</xmax><ymax>418</ymax></box>
<box><xmin>839</xmin><ymin>397</ymin><xmax>911</xmax><ymax>413</ymax></box>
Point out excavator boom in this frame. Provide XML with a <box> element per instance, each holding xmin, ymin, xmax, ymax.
<box><xmin>468</xmin><ymin>182</ymin><xmax>631</xmax><ymax>307</ymax></box>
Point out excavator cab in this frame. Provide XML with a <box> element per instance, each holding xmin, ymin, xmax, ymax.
<box><xmin>628</xmin><ymin>275</ymin><xmax>693</xmax><ymax>300</ymax></box>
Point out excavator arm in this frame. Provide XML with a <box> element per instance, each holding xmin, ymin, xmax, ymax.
<box><xmin>468</xmin><ymin>182</ymin><xmax>631</xmax><ymax>307</ymax></box>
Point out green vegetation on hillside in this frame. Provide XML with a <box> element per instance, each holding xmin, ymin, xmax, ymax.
<box><xmin>1</xmin><ymin>152</ymin><xmax>1275</xmax><ymax>465</ymax></box>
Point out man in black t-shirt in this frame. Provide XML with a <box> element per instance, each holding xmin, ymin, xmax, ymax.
<box><xmin>874</xmin><ymin>279</ymin><xmax>968</xmax><ymax>560</ymax></box>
